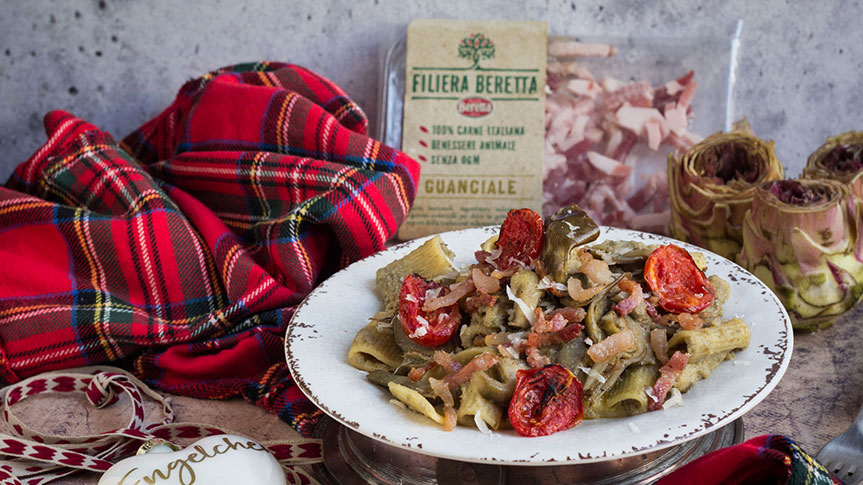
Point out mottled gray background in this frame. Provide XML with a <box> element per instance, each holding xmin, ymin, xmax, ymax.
<box><xmin>0</xmin><ymin>0</ymin><xmax>860</xmax><ymax>181</ymax></box>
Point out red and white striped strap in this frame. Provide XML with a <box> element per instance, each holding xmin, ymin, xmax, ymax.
<box><xmin>0</xmin><ymin>367</ymin><xmax>321</xmax><ymax>485</ymax></box>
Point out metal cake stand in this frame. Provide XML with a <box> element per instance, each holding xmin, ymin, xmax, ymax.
<box><xmin>311</xmin><ymin>416</ymin><xmax>743</xmax><ymax>484</ymax></box>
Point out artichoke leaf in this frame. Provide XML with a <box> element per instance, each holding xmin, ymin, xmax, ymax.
<box><xmin>541</xmin><ymin>204</ymin><xmax>600</xmax><ymax>283</ymax></box>
<box><xmin>585</xmin><ymin>273</ymin><xmax>627</xmax><ymax>343</ymax></box>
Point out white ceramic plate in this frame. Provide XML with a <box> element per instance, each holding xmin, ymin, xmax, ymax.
<box><xmin>285</xmin><ymin>226</ymin><xmax>793</xmax><ymax>465</ymax></box>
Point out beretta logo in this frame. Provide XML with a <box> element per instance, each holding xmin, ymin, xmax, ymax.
<box><xmin>457</xmin><ymin>97</ymin><xmax>493</xmax><ymax>117</ymax></box>
<box><xmin>457</xmin><ymin>33</ymin><xmax>495</xmax><ymax>118</ymax></box>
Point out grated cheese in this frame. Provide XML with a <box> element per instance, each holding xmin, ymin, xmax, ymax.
<box><xmin>499</xmin><ymin>344</ymin><xmax>520</xmax><ymax>359</ymax></box>
<box><xmin>409</xmin><ymin>317</ymin><xmax>429</xmax><ymax>339</ymax></box>
<box><xmin>389</xmin><ymin>399</ymin><xmax>407</xmax><ymax>410</ymax></box>
<box><xmin>733</xmin><ymin>360</ymin><xmax>750</xmax><ymax>367</ymax></box>
<box><xmin>578</xmin><ymin>366</ymin><xmax>606</xmax><ymax>383</ymax></box>
<box><xmin>584</xmin><ymin>337</ymin><xmax>594</xmax><ymax>346</ymax></box>
<box><xmin>628</xmin><ymin>422</ymin><xmax>640</xmax><ymax>433</ymax></box>
<box><xmin>537</xmin><ymin>276</ymin><xmax>568</xmax><ymax>292</ymax></box>
<box><xmin>645</xmin><ymin>387</ymin><xmax>658</xmax><ymax>403</ymax></box>
<box><xmin>662</xmin><ymin>388</ymin><xmax>683</xmax><ymax>409</ymax></box>
<box><xmin>474</xmin><ymin>410</ymin><xmax>492</xmax><ymax>435</ymax></box>
<box><xmin>506</xmin><ymin>285</ymin><xmax>537</xmax><ymax>325</ymax></box>
<box><xmin>404</xmin><ymin>294</ymin><xmax>419</xmax><ymax>303</ymax></box>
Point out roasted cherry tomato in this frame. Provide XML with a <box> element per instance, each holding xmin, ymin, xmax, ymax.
<box><xmin>496</xmin><ymin>208</ymin><xmax>544</xmax><ymax>270</ymax></box>
<box><xmin>508</xmin><ymin>364</ymin><xmax>584</xmax><ymax>437</ymax></box>
<box><xmin>398</xmin><ymin>274</ymin><xmax>462</xmax><ymax>347</ymax></box>
<box><xmin>644</xmin><ymin>244</ymin><xmax>715</xmax><ymax>314</ymax></box>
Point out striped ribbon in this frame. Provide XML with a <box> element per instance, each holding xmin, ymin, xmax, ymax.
<box><xmin>0</xmin><ymin>367</ymin><xmax>322</xmax><ymax>485</ymax></box>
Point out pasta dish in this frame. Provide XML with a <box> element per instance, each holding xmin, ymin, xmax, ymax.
<box><xmin>347</xmin><ymin>205</ymin><xmax>750</xmax><ymax>437</ymax></box>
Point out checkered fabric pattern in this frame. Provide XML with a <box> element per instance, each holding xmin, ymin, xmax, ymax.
<box><xmin>0</xmin><ymin>62</ymin><xmax>420</xmax><ymax>437</ymax></box>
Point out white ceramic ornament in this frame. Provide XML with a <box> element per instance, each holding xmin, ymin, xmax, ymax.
<box><xmin>98</xmin><ymin>434</ymin><xmax>286</xmax><ymax>485</ymax></box>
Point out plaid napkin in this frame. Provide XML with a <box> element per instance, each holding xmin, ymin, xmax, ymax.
<box><xmin>659</xmin><ymin>435</ymin><xmax>843</xmax><ymax>485</ymax></box>
<box><xmin>0</xmin><ymin>62</ymin><xmax>420</xmax><ymax>437</ymax></box>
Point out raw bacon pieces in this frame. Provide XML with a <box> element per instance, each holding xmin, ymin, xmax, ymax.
<box><xmin>544</xmin><ymin>43</ymin><xmax>701</xmax><ymax>235</ymax></box>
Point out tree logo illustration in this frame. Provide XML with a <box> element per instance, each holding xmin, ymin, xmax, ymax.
<box><xmin>458</xmin><ymin>33</ymin><xmax>495</xmax><ymax>69</ymax></box>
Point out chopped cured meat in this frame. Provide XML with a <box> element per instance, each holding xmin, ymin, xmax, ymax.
<box><xmin>677</xmin><ymin>312</ymin><xmax>704</xmax><ymax>330</ymax></box>
<box><xmin>567</xmin><ymin>79</ymin><xmax>603</xmax><ymax>99</ymax></box>
<box><xmin>471</xmin><ymin>267</ymin><xmax>501</xmax><ymax>294</ymax></box>
<box><xmin>408</xmin><ymin>362</ymin><xmax>435</xmax><ymax>382</ymax></box>
<box><xmin>429</xmin><ymin>377</ymin><xmax>458</xmax><ymax>431</ymax></box>
<box><xmin>577</xmin><ymin>248</ymin><xmax>615</xmax><ymax>285</ymax></box>
<box><xmin>612</xmin><ymin>277</ymin><xmax>645</xmax><ymax>317</ymax></box>
<box><xmin>445</xmin><ymin>352</ymin><xmax>499</xmax><ymax>388</ymax></box>
<box><xmin>567</xmin><ymin>277</ymin><xmax>604</xmax><ymax>302</ymax></box>
<box><xmin>434</xmin><ymin>350</ymin><xmax>462</xmax><ymax>375</ymax></box>
<box><xmin>648</xmin><ymin>351</ymin><xmax>690</xmax><ymax>411</ymax></box>
<box><xmin>548</xmin><ymin>41</ymin><xmax>617</xmax><ymax>58</ymax></box>
<box><xmin>464</xmin><ymin>293</ymin><xmax>498</xmax><ymax>314</ymax></box>
<box><xmin>598</xmin><ymin>82</ymin><xmax>654</xmax><ymax>112</ymax></box>
<box><xmin>423</xmin><ymin>279</ymin><xmax>475</xmax><ymax>311</ymax></box>
<box><xmin>543</xmin><ymin>53</ymin><xmax>699</xmax><ymax>235</ymax></box>
<box><xmin>653</xmin><ymin>70</ymin><xmax>695</xmax><ymax>109</ymax></box>
<box><xmin>531</xmin><ymin>308</ymin><xmax>566</xmax><ymax>333</ymax></box>
<box><xmin>586</xmin><ymin>151</ymin><xmax>633</xmax><ymax>178</ymax></box>
<box><xmin>525</xmin><ymin>346</ymin><xmax>551</xmax><ymax>368</ymax></box>
<box><xmin>649</xmin><ymin>328</ymin><xmax>669</xmax><ymax>364</ymax></box>
<box><xmin>547</xmin><ymin>306</ymin><xmax>587</xmax><ymax>323</ymax></box>
<box><xmin>587</xmin><ymin>329</ymin><xmax>636</xmax><ymax>362</ymax></box>
<box><xmin>615</xmin><ymin>105</ymin><xmax>668</xmax><ymax>140</ymax></box>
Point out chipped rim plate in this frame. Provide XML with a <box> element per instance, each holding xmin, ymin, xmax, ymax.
<box><xmin>285</xmin><ymin>226</ymin><xmax>793</xmax><ymax>465</ymax></box>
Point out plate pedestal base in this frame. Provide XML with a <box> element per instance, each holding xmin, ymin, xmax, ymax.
<box><xmin>311</xmin><ymin>416</ymin><xmax>743</xmax><ymax>485</ymax></box>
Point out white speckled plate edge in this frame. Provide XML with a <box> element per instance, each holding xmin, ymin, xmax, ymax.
<box><xmin>285</xmin><ymin>226</ymin><xmax>793</xmax><ymax>465</ymax></box>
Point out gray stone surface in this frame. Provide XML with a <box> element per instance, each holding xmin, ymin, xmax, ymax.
<box><xmin>1</xmin><ymin>0</ymin><xmax>862</xmax><ymax>181</ymax></box>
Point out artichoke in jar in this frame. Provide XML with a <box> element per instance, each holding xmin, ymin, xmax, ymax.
<box><xmin>803</xmin><ymin>131</ymin><xmax>863</xmax><ymax>184</ymax></box>
<box><xmin>738</xmin><ymin>179</ymin><xmax>863</xmax><ymax>331</ymax></box>
<box><xmin>668</xmin><ymin>121</ymin><xmax>784</xmax><ymax>261</ymax></box>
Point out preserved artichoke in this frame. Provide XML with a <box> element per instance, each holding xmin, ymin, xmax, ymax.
<box><xmin>803</xmin><ymin>131</ymin><xmax>863</xmax><ymax>184</ymax></box>
<box><xmin>541</xmin><ymin>204</ymin><xmax>600</xmax><ymax>283</ymax></box>
<box><xmin>738</xmin><ymin>179</ymin><xmax>863</xmax><ymax>331</ymax></box>
<box><xmin>668</xmin><ymin>121</ymin><xmax>784</xmax><ymax>260</ymax></box>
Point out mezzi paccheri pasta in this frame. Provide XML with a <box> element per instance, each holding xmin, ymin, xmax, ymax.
<box><xmin>348</xmin><ymin>205</ymin><xmax>750</xmax><ymax>437</ymax></box>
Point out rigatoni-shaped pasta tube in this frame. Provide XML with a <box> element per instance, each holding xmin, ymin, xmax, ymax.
<box><xmin>592</xmin><ymin>365</ymin><xmax>657</xmax><ymax>418</ymax></box>
<box><xmin>348</xmin><ymin>314</ymin><xmax>403</xmax><ymax>372</ymax></box>
<box><xmin>375</xmin><ymin>235</ymin><xmax>456</xmax><ymax>309</ymax></box>
<box><xmin>675</xmin><ymin>352</ymin><xmax>730</xmax><ymax>392</ymax></box>
<box><xmin>666</xmin><ymin>318</ymin><xmax>750</xmax><ymax>360</ymax></box>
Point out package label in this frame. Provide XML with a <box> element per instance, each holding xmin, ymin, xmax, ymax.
<box><xmin>399</xmin><ymin>19</ymin><xmax>547</xmax><ymax>240</ymax></box>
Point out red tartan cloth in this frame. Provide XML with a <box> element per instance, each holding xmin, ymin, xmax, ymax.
<box><xmin>659</xmin><ymin>435</ymin><xmax>842</xmax><ymax>485</ymax></box>
<box><xmin>0</xmin><ymin>62</ymin><xmax>420</xmax><ymax>437</ymax></box>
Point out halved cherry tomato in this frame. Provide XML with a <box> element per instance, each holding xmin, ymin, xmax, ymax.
<box><xmin>644</xmin><ymin>244</ymin><xmax>714</xmax><ymax>314</ymax></box>
<box><xmin>495</xmin><ymin>208</ymin><xmax>544</xmax><ymax>270</ymax></box>
<box><xmin>398</xmin><ymin>274</ymin><xmax>462</xmax><ymax>347</ymax></box>
<box><xmin>508</xmin><ymin>364</ymin><xmax>584</xmax><ymax>437</ymax></box>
